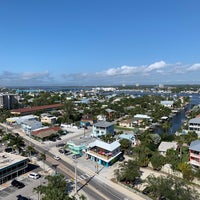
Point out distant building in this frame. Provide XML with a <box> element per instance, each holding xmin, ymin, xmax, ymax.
<box><xmin>92</xmin><ymin>121</ymin><xmax>114</xmax><ymax>137</ymax></box>
<box><xmin>10</xmin><ymin>103</ymin><xmax>62</xmax><ymax>115</ymax></box>
<box><xmin>21</xmin><ymin>120</ymin><xmax>43</xmax><ymax>135</ymax></box>
<box><xmin>86</xmin><ymin>140</ymin><xmax>121</xmax><ymax>167</ymax></box>
<box><xmin>31</xmin><ymin>126</ymin><xmax>61</xmax><ymax>140</ymax></box>
<box><xmin>160</xmin><ymin>100</ymin><xmax>174</xmax><ymax>108</ymax></box>
<box><xmin>0</xmin><ymin>94</ymin><xmax>19</xmax><ymax>109</ymax></box>
<box><xmin>6</xmin><ymin>115</ymin><xmax>39</xmax><ymax>126</ymax></box>
<box><xmin>0</xmin><ymin>153</ymin><xmax>28</xmax><ymax>184</ymax></box>
<box><xmin>188</xmin><ymin>118</ymin><xmax>200</xmax><ymax>136</ymax></box>
<box><xmin>119</xmin><ymin>118</ymin><xmax>133</xmax><ymax>128</ymax></box>
<box><xmin>133</xmin><ymin>114</ymin><xmax>152</xmax><ymax>126</ymax></box>
<box><xmin>189</xmin><ymin>140</ymin><xmax>200</xmax><ymax>168</ymax></box>
<box><xmin>41</xmin><ymin>113</ymin><xmax>57</xmax><ymax>125</ymax></box>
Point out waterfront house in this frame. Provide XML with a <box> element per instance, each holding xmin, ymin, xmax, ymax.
<box><xmin>189</xmin><ymin>140</ymin><xmax>200</xmax><ymax>168</ymax></box>
<box><xmin>133</xmin><ymin>114</ymin><xmax>151</xmax><ymax>127</ymax></box>
<box><xmin>188</xmin><ymin>118</ymin><xmax>200</xmax><ymax>136</ymax></box>
<box><xmin>86</xmin><ymin>140</ymin><xmax>121</xmax><ymax>167</ymax></box>
<box><xmin>92</xmin><ymin>121</ymin><xmax>114</xmax><ymax>137</ymax></box>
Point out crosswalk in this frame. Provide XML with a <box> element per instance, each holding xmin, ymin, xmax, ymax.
<box><xmin>78</xmin><ymin>173</ymin><xmax>90</xmax><ymax>181</ymax></box>
<box><xmin>65</xmin><ymin>173</ymin><xmax>91</xmax><ymax>183</ymax></box>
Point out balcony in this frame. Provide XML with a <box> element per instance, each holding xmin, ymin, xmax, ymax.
<box><xmin>190</xmin><ymin>160</ymin><xmax>200</xmax><ymax>167</ymax></box>
<box><xmin>190</xmin><ymin>153</ymin><xmax>200</xmax><ymax>158</ymax></box>
<box><xmin>87</xmin><ymin>149</ymin><xmax>113</xmax><ymax>161</ymax></box>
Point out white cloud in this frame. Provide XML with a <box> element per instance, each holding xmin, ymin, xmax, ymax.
<box><xmin>187</xmin><ymin>63</ymin><xmax>200</xmax><ymax>71</ymax></box>
<box><xmin>144</xmin><ymin>61</ymin><xmax>167</xmax><ymax>72</ymax></box>
<box><xmin>1</xmin><ymin>61</ymin><xmax>200</xmax><ymax>86</ymax></box>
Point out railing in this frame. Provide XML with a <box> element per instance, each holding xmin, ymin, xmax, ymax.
<box><xmin>87</xmin><ymin>150</ymin><xmax>112</xmax><ymax>160</ymax></box>
<box><xmin>190</xmin><ymin>153</ymin><xmax>200</xmax><ymax>158</ymax></box>
<box><xmin>190</xmin><ymin>160</ymin><xmax>200</xmax><ymax>167</ymax></box>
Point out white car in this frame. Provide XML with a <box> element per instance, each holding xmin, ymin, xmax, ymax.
<box><xmin>28</xmin><ymin>172</ymin><xmax>40</xmax><ymax>179</ymax></box>
<box><xmin>54</xmin><ymin>155</ymin><xmax>61</xmax><ymax>160</ymax></box>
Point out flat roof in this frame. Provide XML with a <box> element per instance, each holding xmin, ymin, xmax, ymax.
<box><xmin>93</xmin><ymin>121</ymin><xmax>114</xmax><ymax>128</ymax></box>
<box><xmin>0</xmin><ymin>153</ymin><xmax>27</xmax><ymax>170</ymax></box>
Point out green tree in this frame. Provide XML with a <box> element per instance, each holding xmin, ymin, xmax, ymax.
<box><xmin>62</xmin><ymin>100</ymin><xmax>74</xmax><ymax>124</ymax></box>
<box><xmin>178</xmin><ymin>162</ymin><xmax>194</xmax><ymax>181</ymax></box>
<box><xmin>114</xmin><ymin>160</ymin><xmax>140</xmax><ymax>184</ymax></box>
<box><xmin>165</xmin><ymin>148</ymin><xmax>179</xmax><ymax>171</ymax></box>
<box><xmin>145</xmin><ymin>175</ymin><xmax>199</xmax><ymax>200</ymax></box>
<box><xmin>119</xmin><ymin>139</ymin><xmax>132</xmax><ymax>154</ymax></box>
<box><xmin>150</xmin><ymin>153</ymin><xmax>165</xmax><ymax>170</ymax></box>
<box><xmin>34</xmin><ymin>174</ymin><xmax>76</xmax><ymax>200</ymax></box>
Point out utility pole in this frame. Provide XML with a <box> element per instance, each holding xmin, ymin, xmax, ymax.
<box><xmin>74</xmin><ymin>159</ymin><xmax>78</xmax><ymax>194</ymax></box>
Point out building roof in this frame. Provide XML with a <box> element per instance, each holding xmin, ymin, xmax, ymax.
<box><xmin>0</xmin><ymin>153</ymin><xmax>27</xmax><ymax>170</ymax></box>
<box><xmin>11</xmin><ymin>104</ymin><xmax>62</xmax><ymax>115</ymax></box>
<box><xmin>93</xmin><ymin>121</ymin><xmax>114</xmax><ymax>128</ymax></box>
<box><xmin>88</xmin><ymin>140</ymin><xmax>120</xmax><ymax>151</ymax></box>
<box><xmin>134</xmin><ymin>114</ymin><xmax>151</xmax><ymax>119</ymax></box>
<box><xmin>189</xmin><ymin>140</ymin><xmax>200</xmax><ymax>151</ymax></box>
<box><xmin>158</xmin><ymin>141</ymin><xmax>178</xmax><ymax>152</ymax></box>
<box><xmin>22</xmin><ymin>119</ymin><xmax>41</xmax><ymax>126</ymax></box>
<box><xmin>160</xmin><ymin>100</ymin><xmax>174</xmax><ymax>106</ymax></box>
<box><xmin>32</xmin><ymin>126</ymin><xmax>60</xmax><ymax>139</ymax></box>
<box><xmin>189</xmin><ymin>118</ymin><xmax>200</xmax><ymax>124</ymax></box>
<box><xmin>119</xmin><ymin>133</ymin><xmax>135</xmax><ymax>141</ymax></box>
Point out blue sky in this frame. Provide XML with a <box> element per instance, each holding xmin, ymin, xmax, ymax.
<box><xmin>0</xmin><ymin>0</ymin><xmax>200</xmax><ymax>86</ymax></box>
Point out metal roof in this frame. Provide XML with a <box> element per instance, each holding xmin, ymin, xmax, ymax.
<box><xmin>189</xmin><ymin>118</ymin><xmax>200</xmax><ymax>124</ymax></box>
<box><xmin>88</xmin><ymin>140</ymin><xmax>120</xmax><ymax>151</ymax></box>
<box><xmin>189</xmin><ymin>140</ymin><xmax>200</xmax><ymax>151</ymax></box>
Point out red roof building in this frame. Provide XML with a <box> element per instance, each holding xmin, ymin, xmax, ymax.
<box><xmin>11</xmin><ymin>104</ymin><xmax>63</xmax><ymax>115</ymax></box>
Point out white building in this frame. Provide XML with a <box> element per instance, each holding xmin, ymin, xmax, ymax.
<box><xmin>189</xmin><ymin>118</ymin><xmax>200</xmax><ymax>136</ymax></box>
<box><xmin>21</xmin><ymin>120</ymin><xmax>43</xmax><ymax>136</ymax></box>
<box><xmin>86</xmin><ymin>140</ymin><xmax>121</xmax><ymax>167</ymax></box>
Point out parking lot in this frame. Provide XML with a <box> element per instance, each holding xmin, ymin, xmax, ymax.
<box><xmin>0</xmin><ymin>174</ymin><xmax>46</xmax><ymax>200</ymax></box>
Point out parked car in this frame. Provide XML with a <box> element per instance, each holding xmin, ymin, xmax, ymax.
<box><xmin>54</xmin><ymin>155</ymin><xmax>61</xmax><ymax>160</ymax></box>
<box><xmin>11</xmin><ymin>179</ymin><xmax>25</xmax><ymax>189</ymax></box>
<box><xmin>28</xmin><ymin>172</ymin><xmax>40</xmax><ymax>179</ymax></box>
<box><xmin>56</xmin><ymin>143</ymin><xmax>65</xmax><ymax>147</ymax></box>
<box><xmin>72</xmin><ymin>154</ymin><xmax>81</xmax><ymax>159</ymax></box>
<box><xmin>64</xmin><ymin>150</ymin><xmax>71</xmax><ymax>155</ymax></box>
<box><xmin>59</xmin><ymin>149</ymin><xmax>64</xmax><ymax>154</ymax></box>
<box><xmin>16</xmin><ymin>195</ymin><xmax>30</xmax><ymax>200</ymax></box>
